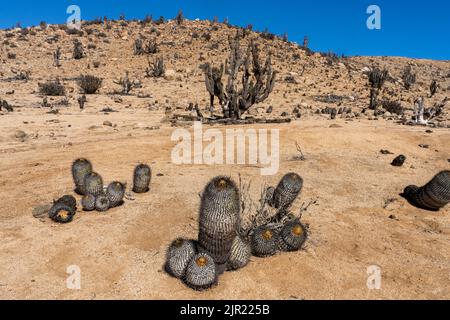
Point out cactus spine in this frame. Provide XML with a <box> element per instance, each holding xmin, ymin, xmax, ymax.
<box><xmin>84</xmin><ymin>172</ymin><xmax>104</xmax><ymax>196</ymax></box>
<box><xmin>165</xmin><ymin>238</ymin><xmax>197</xmax><ymax>279</ymax></box>
<box><xmin>270</xmin><ymin>173</ymin><xmax>303</xmax><ymax>211</ymax></box>
<box><xmin>49</xmin><ymin>202</ymin><xmax>76</xmax><ymax>223</ymax></box>
<box><xmin>71</xmin><ymin>158</ymin><xmax>93</xmax><ymax>195</ymax></box>
<box><xmin>198</xmin><ymin>176</ymin><xmax>240</xmax><ymax>274</ymax></box>
<box><xmin>81</xmin><ymin>194</ymin><xmax>96</xmax><ymax>211</ymax></box>
<box><xmin>132</xmin><ymin>164</ymin><xmax>151</xmax><ymax>193</ymax></box>
<box><xmin>54</xmin><ymin>195</ymin><xmax>77</xmax><ymax>210</ymax></box>
<box><xmin>227</xmin><ymin>235</ymin><xmax>252</xmax><ymax>271</ymax></box>
<box><xmin>278</xmin><ymin>219</ymin><xmax>307</xmax><ymax>252</ymax></box>
<box><xmin>106</xmin><ymin>181</ymin><xmax>126</xmax><ymax>207</ymax></box>
<box><xmin>184</xmin><ymin>253</ymin><xmax>217</xmax><ymax>291</ymax></box>
<box><xmin>251</xmin><ymin>225</ymin><xmax>279</xmax><ymax>257</ymax></box>
<box><xmin>95</xmin><ymin>195</ymin><xmax>110</xmax><ymax>212</ymax></box>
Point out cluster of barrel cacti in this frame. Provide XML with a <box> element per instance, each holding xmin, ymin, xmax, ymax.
<box><xmin>164</xmin><ymin>173</ymin><xmax>308</xmax><ymax>291</ymax></box>
<box><xmin>48</xmin><ymin>158</ymin><xmax>152</xmax><ymax>223</ymax></box>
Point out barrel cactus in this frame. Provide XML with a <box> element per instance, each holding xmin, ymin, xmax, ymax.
<box><xmin>184</xmin><ymin>252</ymin><xmax>217</xmax><ymax>291</ymax></box>
<box><xmin>48</xmin><ymin>202</ymin><xmax>76</xmax><ymax>223</ymax></box>
<box><xmin>270</xmin><ymin>173</ymin><xmax>303</xmax><ymax>211</ymax></box>
<box><xmin>95</xmin><ymin>194</ymin><xmax>110</xmax><ymax>212</ymax></box>
<box><xmin>84</xmin><ymin>172</ymin><xmax>104</xmax><ymax>196</ymax></box>
<box><xmin>165</xmin><ymin>238</ymin><xmax>197</xmax><ymax>279</ymax></box>
<box><xmin>404</xmin><ymin>170</ymin><xmax>450</xmax><ymax>211</ymax></box>
<box><xmin>54</xmin><ymin>195</ymin><xmax>77</xmax><ymax>210</ymax></box>
<box><xmin>251</xmin><ymin>225</ymin><xmax>279</xmax><ymax>257</ymax></box>
<box><xmin>198</xmin><ymin>176</ymin><xmax>240</xmax><ymax>274</ymax></box>
<box><xmin>227</xmin><ymin>235</ymin><xmax>252</xmax><ymax>271</ymax></box>
<box><xmin>106</xmin><ymin>181</ymin><xmax>126</xmax><ymax>208</ymax></box>
<box><xmin>132</xmin><ymin>164</ymin><xmax>152</xmax><ymax>193</ymax></box>
<box><xmin>71</xmin><ymin>158</ymin><xmax>93</xmax><ymax>195</ymax></box>
<box><xmin>81</xmin><ymin>194</ymin><xmax>96</xmax><ymax>211</ymax></box>
<box><xmin>278</xmin><ymin>219</ymin><xmax>307</xmax><ymax>252</ymax></box>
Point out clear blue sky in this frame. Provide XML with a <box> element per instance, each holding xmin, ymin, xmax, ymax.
<box><xmin>1</xmin><ymin>0</ymin><xmax>449</xmax><ymax>60</ymax></box>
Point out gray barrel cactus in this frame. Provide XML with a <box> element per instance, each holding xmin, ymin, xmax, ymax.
<box><xmin>227</xmin><ymin>235</ymin><xmax>252</xmax><ymax>271</ymax></box>
<box><xmin>95</xmin><ymin>194</ymin><xmax>110</xmax><ymax>212</ymax></box>
<box><xmin>81</xmin><ymin>194</ymin><xmax>96</xmax><ymax>211</ymax></box>
<box><xmin>404</xmin><ymin>170</ymin><xmax>450</xmax><ymax>211</ymax></box>
<box><xmin>84</xmin><ymin>172</ymin><xmax>104</xmax><ymax>196</ymax></box>
<box><xmin>71</xmin><ymin>158</ymin><xmax>93</xmax><ymax>195</ymax></box>
<box><xmin>251</xmin><ymin>225</ymin><xmax>279</xmax><ymax>257</ymax></box>
<box><xmin>278</xmin><ymin>219</ymin><xmax>307</xmax><ymax>252</ymax></box>
<box><xmin>106</xmin><ymin>181</ymin><xmax>126</xmax><ymax>208</ymax></box>
<box><xmin>132</xmin><ymin>164</ymin><xmax>151</xmax><ymax>193</ymax></box>
<box><xmin>184</xmin><ymin>252</ymin><xmax>217</xmax><ymax>291</ymax></box>
<box><xmin>270</xmin><ymin>172</ymin><xmax>303</xmax><ymax>210</ymax></box>
<box><xmin>54</xmin><ymin>195</ymin><xmax>77</xmax><ymax>210</ymax></box>
<box><xmin>198</xmin><ymin>176</ymin><xmax>240</xmax><ymax>274</ymax></box>
<box><xmin>48</xmin><ymin>202</ymin><xmax>76</xmax><ymax>223</ymax></box>
<box><xmin>165</xmin><ymin>238</ymin><xmax>197</xmax><ymax>279</ymax></box>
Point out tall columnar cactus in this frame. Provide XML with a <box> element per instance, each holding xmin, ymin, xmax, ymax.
<box><xmin>251</xmin><ymin>225</ymin><xmax>279</xmax><ymax>257</ymax></box>
<box><xmin>81</xmin><ymin>194</ymin><xmax>96</xmax><ymax>211</ymax></box>
<box><xmin>95</xmin><ymin>195</ymin><xmax>110</xmax><ymax>212</ymax></box>
<box><xmin>404</xmin><ymin>171</ymin><xmax>450</xmax><ymax>211</ymax></box>
<box><xmin>106</xmin><ymin>181</ymin><xmax>126</xmax><ymax>207</ymax></box>
<box><xmin>49</xmin><ymin>202</ymin><xmax>76</xmax><ymax>223</ymax></box>
<box><xmin>198</xmin><ymin>176</ymin><xmax>240</xmax><ymax>274</ymax></box>
<box><xmin>278</xmin><ymin>219</ymin><xmax>307</xmax><ymax>252</ymax></box>
<box><xmin>227</xmin><ymin>235</ymin><xmax>252</xmax><ymax>271</ymax></box>
<box><xmin>132</xmin><ymin>164</ymin><xmax>151</xmax><ymax>193</ymax></box>
<box><xmin>71</xmin><ymin>158</ymin><xmax>93</xmax><ymax>195</ymax></box>
<box><xmin>270</xmin><ymin>173</ymin><xmax>303</xmax><ymax>213</ymax></box>
<box><xmin>84</xmin><ymin>172</ymin><xmax>104</xmax><ymax>196</ymax></box>
<box><xmin>184</xmin><ymin>253</ymin><xmax>217</xmax><ymax>291</ymax></box>
<box><xmin>165</xmin><ymin>238</ymin><xmax>197</xmax><ymax>279</ymax></box>
<box><xmin>368</xmin><ymin>68</ymin><xmax>388</xmax><ymax>110</ymax></box>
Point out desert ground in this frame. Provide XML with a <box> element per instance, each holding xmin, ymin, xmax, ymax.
<box><xmin>0</xmin><ymin>18</ymin><xmax>449</xmax><ymax>299</ymax></box>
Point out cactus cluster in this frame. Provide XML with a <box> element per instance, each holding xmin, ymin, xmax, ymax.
<box><xmin>165</xmin><ymin>173</ymin><xmax>308</xmax><ymax>291</ymax></box>
<box><xmin>48</xmin><ymin>195</ymin><xmax>77</xmax><ymax>223</ymax></box>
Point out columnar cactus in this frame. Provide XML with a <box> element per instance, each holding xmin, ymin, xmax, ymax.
<box><xmin>184</xmin><ymin>253</ymin><xmax>217</xmax><ymax>291</ymax></box>
<box><xmin>95</xmin><ymin>195</ymin><xmax>110</xmax><ymax>212</ymax></box>
<box><xmin>81</xmin><ymin>194</ymin><xmax>96</xmax><ymax>211</ymax></box>
<box><xmin>404</xmin><ymin>170</ymin><xmax>450</xmax><ymax>211</ymax></box>
<box><xmin>198</xmin><ymin>176</ymin><xmax>240</xmax><ymax>274</ymax></box>
<box><xmin>227</xmin><ymin>235</ymin><xmax>252</xmax><ymax>271</ymax></box>
<box><xmin>251</xmin><ymin>225</ymin><xmax>279</xmax><ymax>257</ymax></box>
<box><xmin>270</xmin><ymin>173</ymin><xmax>303</xmax><ymax>211</ymax></box>
<box><xmin>106</xmin><ymin>181</ymin><xmax>126</xmax><ymax>207</ymax></box>
<box><xmin>71</xmin><ymin>158</ymin><xmax>93</xmax><ymax>195</ymax></box>
<box><xmin>132</xmin><ymin>164</ymin><xmax>151</xmax><ymax>193</ymax></box>
<box><xmin>278</xmin><ymin>219</ymin><xmax>307</xmax><ymax>252</ymax></box>
<box><xmin>84</xmin><ymin>172</ymin><xmax>103</xmax><ymax>196</ymax></box>
<box><xmin>49</xmin><ymin>202</ymin><xmax>76</xmax><ymax>223</ymax></box>
<box><xmin>165</xmin><ymin>238</ymin><xmax>197</xmax><ymax>279</ymax></box>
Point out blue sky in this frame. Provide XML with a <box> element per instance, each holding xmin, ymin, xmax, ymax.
<box><xmin>1</xmin><ymin>0</ymin><xmax>449</xmax><ymax>60</ymax></box>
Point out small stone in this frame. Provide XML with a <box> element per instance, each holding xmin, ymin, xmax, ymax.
<box><xmin>391</xmin><ymin>155</ymin><xmax>406</xmax><ymax>167</ymax></box>
<box><xmin>15</xmin><ymin>130</ymin><xmax>27</xmax><ymax>139</ymax></box>
<box><xmin>388</xmin><ymin>214</ymin><xmax>399</xmax><ymax>221</ymax></box>
<box><xmin>419</xmin><ymin>144</ymin><xmax>429</xmax><ymax>149</ymax></box>
<box><xmin>103</xmin><ymin>121</ymin><xmax>113</xmax><ymax>127</ymax></box>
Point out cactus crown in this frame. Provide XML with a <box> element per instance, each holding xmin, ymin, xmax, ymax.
<box><xmin>292</xmin><ymin>224</ymin><xmax>303</xmax><ymax>236</ymax></box>
<box><xmin>196</xmin><ymin>256</ymin><xmax>208</xmax><ymax>267</ymax></box>
<box><xmin>217</xmin><ymin>178</ymin><xmax>228</xmax><ymax>189</ymax></box>
<box><xmin>174</xmin><ymin>238</ymin><xmax>184</xmax><ymax>248</ymax></box>
<box><xmin>262</xmin><ymin>229</ymin><xmax>273</xmax><ymax>240</ymax></box>
<box><xmin>57</xmin><ymin>210</ymin><xmax>70</xmax><ymax>220</ymax></box>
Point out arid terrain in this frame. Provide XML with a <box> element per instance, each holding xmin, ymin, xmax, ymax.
<box><xmin>0</xmin><ymin>18</ymin><xmax>449</xmax><ymax>300</ymax></box>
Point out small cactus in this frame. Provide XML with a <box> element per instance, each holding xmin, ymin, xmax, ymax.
<box><xmin>106</xmin><ymin>181</ymin><xmax>126</xmax><ymax>207</ymax></box>
<box><xmin>165</xmin><ymin>238</ymin><xmax>197</xmax><ymax>279</ymax></box>
<box><xmin>48</xmin><ymin>202</ymin><xmax>76</xmax><ymax>223</ymax></box>
<box><xmin>132</xmin><ymin>164</ymin><xmax>151</xmax><ymax>193</ymax></box>
<box><xmin>270</xmin><ymin>172</ymin><xmax>303</xmax><ymax>211</ymax></box>
<box><xmin>71</xmin><ymin>158</ymin><xmax>93</xmax><ymax>195</ymax></box>
<box><xmin>278</xmin><ymin>220</ymin><xmax>307</xmax><ymax>252</ymax></box>
<box><xmin>81</xmin><ymin>194</ymin><xmax>96</xmax><ymax>211</ymax></box>
<box><xmin>251</xmin><ymin>225</ymin><xmax>279</xmax><ymax>257</ymax></box>
<box><xmin>198</xmin><ymin>176</ymin><xmax>240</xmax><ymax>274</ymax></box>
<box><xmin>95</xmin><ymin>195</ymin><xmax>110</xmax><ymax>212</ymax></box>
<box><xmin>404</xmin><ymin>170</ymin><xmax>450</xmax><ymax>211</ymax></box>
<box><xmin>184</xmin><ymin>253</ymin><xmax>217</xmax><ymax>291</ymax></box>
<box><xmin>54</xmin><ymin>195</ymin><xmax>77</xmax><ymax>210</ymax></box>
<box><xmin>84</xmin><ymin>172</ymin><xmax>103</xmax><ymax>196</ymax></box>
<box><xmin>227</xmin><ymin>235</ymin><xmax>252</xmax><ymax>271</ymax></box>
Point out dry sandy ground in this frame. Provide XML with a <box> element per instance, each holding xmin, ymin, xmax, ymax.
<box><xmin>0</xmin><ymin>111</ymin><xmax>449</xmax><ymax>299</ymax></box>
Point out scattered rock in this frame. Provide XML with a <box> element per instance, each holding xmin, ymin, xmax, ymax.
<box><xmin>32</xmin><ymin>203</ymin><xmax>52</xmax><ymax>219</ymax></box>
<box><xmin>391</xmin><ymin>155</ymin><xmax>406</xmax><ymax>167</ymax></box>
<box><xmin>103</xmin><ymin>121</ymin><xmax>113</xmax><ymax>127</ymax></box>
<box><xmin>388</xmin><ymin>214</ymin><xmax>399</xmax><ymax>221</ymax></box>
<box><xmin>15</xmin><ymin>130</ymin><xmax>27</xmax><ymax>139</ymax></box>
<box><xmin>329</xmin><ymin>124</ymin><xmax>342</xmax><ymax>128</ymax></box>
<box><xmin>419</xmin><ymin>144</ymin><xmax>429</xmax><ymax>149</ymax></box>
<box><xmin>380</xmin><ymin>149</ymin><xmax>393</xmax><ymax>155</ymax></box>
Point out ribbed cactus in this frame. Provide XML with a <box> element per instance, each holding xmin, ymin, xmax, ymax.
<box><xmin>270</xmin><ymin>173</ymin><xmax>303</xmax><ymax>210</ymax></box>
<box><xmin>48</xmin><ymin>202</ymin><xmax>76</xmax><ymax>223</ymax></box>
<box><xmin>132</xmin><ymin>164</ymin><xmax>152</xmax><ymax>193</ymax></box>
<box><xmin>184</xmin><ymin>252</ymin><xmax>217</xmax><ymax>291</ymax></box>
<box><xmin>165</xmin><ymin>238</ymin><xmax>197</xmax><ymax>279</ymax></box>
<box><xmin>95</xmin><ymin>195</ymin><xmax>110</xmax><ymax>212</ymax></box>
<box><xmin>106</xmin><ymin>181</ymin><xmax>126</xmax><ymax>208</ymax></box>
<box><xmin>227</xmin><ymin>235</ymin><xmax>252</xmax><ymax>271</ymax></box>
<box><xmin>198</xmin><ymin>176</ymin><xmax>240</xmax><ymax>274</ymax></box>
<box><xmin>54</xmin><ymin>195</ymin><xmax>77</xmax><ymax>210</ymax></box>
<box><xmin>404</xmin><ymin>170</ymin><xmax>450</xmax><ymax>211</ymax></box>
<box><xmin>278</xmin><ymin>219</ymin><xmax>307</xmax><ymax>252</ymax></box>
<box><xmin>84</xmin><ymin>172</ymin><xmax>104</xmax><ymax>196</ymax></box>
<box><xmin>251</xmin><ymin>225</ymin><xmax>279</xmax><ymax>257</ymax></box>
<box><xmin>71</xmin><ymin>158</ymin><xmax>92</xmax><ymax>195</ymax></box>
<box><xmin>81</xmin><ymin>194</ymin><xmax>96</xmax><ymax>211</ymax></box>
